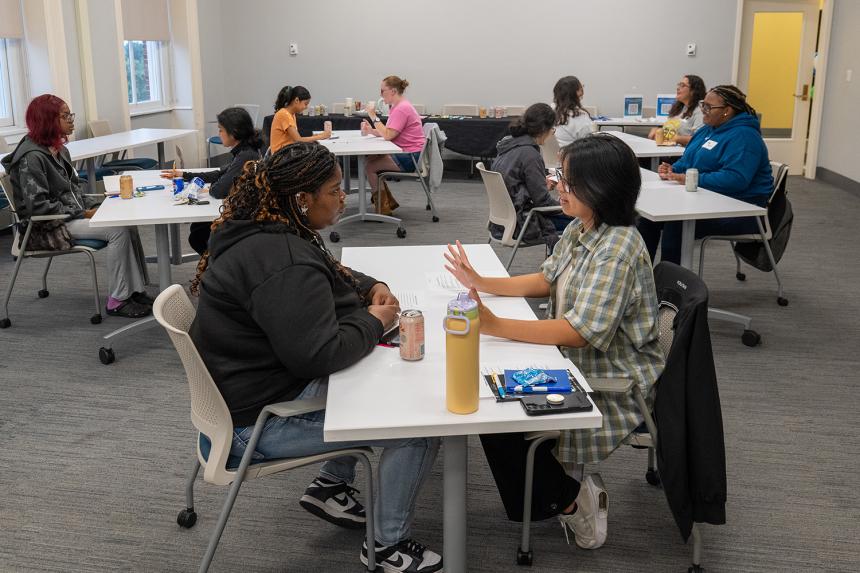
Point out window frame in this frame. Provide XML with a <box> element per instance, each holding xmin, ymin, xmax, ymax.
<box><xmin>0</xmin><ymin>38</ymin><xmax>27</xmax><ymax>132</ymax></box>
<box><xmin>124</xmin><ymin>39</ymin><xmax>172</xmax><ymax>115</ymax></box>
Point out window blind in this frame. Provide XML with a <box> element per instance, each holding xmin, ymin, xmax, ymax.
<box><xmin>0</xmin><ymin>0</ymin><xmax>24</xmax><ymax>38</ymax></box>
<box><xmin>121</xmin><ymin>0</ymin><xmax>170</xmax><ymax>41</ymax></box>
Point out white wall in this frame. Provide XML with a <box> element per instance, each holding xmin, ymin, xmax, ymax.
<box><xmin>209</xmin><ymin>0</ymin><xmax>738</xmax><ymax>119</ymax></box>
<box><xmin>818</xmin><ymin>0</ymin><xmax>860</xmax><ymax>184</ymax></box>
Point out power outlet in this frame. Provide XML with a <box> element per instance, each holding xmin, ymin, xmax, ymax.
<box><xmin>686</xmin><ymin>43</ymin><xmax>697</xmax><ymax>56</ymax></box>
<box><xmin>289</xmin><ymin>43</ymin><xmax>298</xmax><ymax>56</ymax></box>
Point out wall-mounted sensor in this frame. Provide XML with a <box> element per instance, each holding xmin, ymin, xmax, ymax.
<box><xmin>289</xmin><ymin>43</ymin><xmax>299</xmax><ymax>56</ymax></box>
<box><xmin>686</xmin><ymin>43</ymin><xmax>697</xmax><ymax>56</ymax></box>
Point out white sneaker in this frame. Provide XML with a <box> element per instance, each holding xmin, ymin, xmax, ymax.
<box><xmin>557</xmin><ymin>473</ymin><xmax>608</xmax><ymax>549</ymax></box>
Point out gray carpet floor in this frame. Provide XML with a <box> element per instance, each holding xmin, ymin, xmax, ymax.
<box><xmin>0</xmin><ymin>173</ymin><xmax>858</xmax><ymax>572</ymax></box>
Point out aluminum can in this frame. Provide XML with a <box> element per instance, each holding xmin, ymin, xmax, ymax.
<box><xmin>119</xmin><ymin>175</ymin><xmax>134</xmax><ymax>199</ymax></box>
<box><xmin>173</xmin><ymin>177</ymin><xmax>184</xmax><ymax>195</ymax></box>
<box><xmin>685</xmin><ymin>168</ymin><xmax>699</xmax><ymax>192</ymax></box>
<box><xmin>399</xmin><ymin>309</ymin><xmax>425</xmax><ymax>361</ymax></box>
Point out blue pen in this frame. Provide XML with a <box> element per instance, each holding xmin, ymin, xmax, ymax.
<box><xmin>513</xmin><ymin>385</ymin><xmax>551</xmax><ymax>393</ymax></box>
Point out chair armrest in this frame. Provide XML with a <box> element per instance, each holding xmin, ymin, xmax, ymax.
<box><xmin>588</xmin><ymin>377</ymin><xmax>634</xmax><ymax>393</ymax></box>
<box><xmin>532</xmin><ymin>206</ymin><xmax>564</xmax><ymax>214</ymax></box>
<box><xmin>263</xmin><ymin>396</ymin><xmax>326</xmax><ymax>418</ymax></box>
<box><xmin>31</xmin><ymin>214</ymin><xmax>71</xmax><ymax>222</ymax></box>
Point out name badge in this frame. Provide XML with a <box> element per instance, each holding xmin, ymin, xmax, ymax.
<box><xmin>702</xmin><ymin>139</ymin><xmax>718</xmax><ymax>150</ymax></box>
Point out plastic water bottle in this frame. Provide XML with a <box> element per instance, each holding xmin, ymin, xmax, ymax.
<box><xmin>183</xmin><ymin>177</ymin><xmax>205</xmax><ymax>200</ymax></box>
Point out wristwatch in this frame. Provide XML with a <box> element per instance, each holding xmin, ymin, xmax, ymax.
<box><xmin>369</xmin><ymin>115</ymin><xmax>380</xmax><ymax>124</ymax></box>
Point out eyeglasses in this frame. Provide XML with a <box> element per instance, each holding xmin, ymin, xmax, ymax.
<box><xmin>60</xmin><ymin>112</ymin><xmax>76</xmax><ymax>121</ymax></box>
<box><xmin>676</xmin><ymin>82</ymin><xmax>690</xmax><ymax>89</ymax></box>
<box><xmin>699</xmin><ymin>102</ymin><xmax>727</xmax><ymax>113</ymax></box>
<box><xmin>556</xmin><ymin>170</ymin><xmax>574</xmax><ymax>194</ymax></box>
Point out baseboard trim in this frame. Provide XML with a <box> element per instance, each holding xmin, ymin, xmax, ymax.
<box><xmin>816</xmin><ymin>167</ymin><xmax>860</xmax><ymax>199</ymax></box>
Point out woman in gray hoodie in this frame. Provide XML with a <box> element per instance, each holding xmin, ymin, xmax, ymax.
<box><xmin>1</xmin><ymin>94</ymin><xmax>150</xmax><ymax>318</ymax></box>
<box><xmin>490</xmin><ymin>103</ymin><xmax>573</xmax><ymax>248</ymax></box>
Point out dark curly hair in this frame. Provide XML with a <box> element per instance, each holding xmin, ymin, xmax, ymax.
<box><xmin>191</xmin><ymin>142</ymin><xmax>364</xmax><ymax>299</ymax></box>
<box><xmin>553</xmin><ymin>76</ymin><xmax>587</xmax><ymax>125</ymax></box>
<box><xmin>668</xmin><ymin>75</ymin><xmax>707</xmax><ymax>119</ymax></box>
<box><xmin>508</xmin><ymin>103</ymin><xmax>555</xmax><ymax>139</ymax></box>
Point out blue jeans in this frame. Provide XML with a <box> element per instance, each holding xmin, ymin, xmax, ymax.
<box><xmin>637</xmin><ymin>216</ymin><xmax>762</xmax><ymax>265</ymax></box>
<box><xmin>391</xmin><ymin>152</ymin><xmax>420</xmax><ymax>172</ymax></box>
<box><xmin>227</xmin><ymin>379</ymin><xmax>440</xmax><ymax>546</ymax></box>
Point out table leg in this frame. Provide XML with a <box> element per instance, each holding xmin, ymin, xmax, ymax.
<box><xmin>85</xmin><ymin>157</ymin><xmax>98</xmax><ymax>195</ymax></box>
<box><xmin>443</xmin><ymin>435</ymin><xmax>468</xmax><ymax>573</ymax></box>
<box><xmin>343</xmin><ymin>157</ymin><xmax>352</xmax><ymax>198</ymax></box>
<box><xmin>155</xmin><ymin>224</ymin><xmax>173</xmax><ymax>290</ymax></box>
<box><xmin>650</xmin><ymin>157</ymin><xmax>659</xmax><ymax>171</ymax></box>
<box><xmin>357</xmin><ymin>156</ymin><xmax>367</xmax><ymax>218</ymax></box>
<box><xmin>157</xmin><ymin>142</ymin><xmax>165</xmax><ymax>169</ymax></box>
<box><xmin>169</xmin><ymin>223</ymin><xmax>182</xmax><ymax>265</ymax></box>
<box><xmin>679</xmin><ymin>219</ymin><xmax>695</xmax><ymax>269</ymax></box>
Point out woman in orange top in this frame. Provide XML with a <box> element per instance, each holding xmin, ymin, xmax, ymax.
<box><xmin>269</xmin><ymin>85</ymin><xmax>332</xmax><ymax>153</ymax></box>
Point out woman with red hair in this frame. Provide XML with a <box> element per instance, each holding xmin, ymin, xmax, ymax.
<box><xmin>1</xmin><ymin>94</ymin><xmax>151</xmax><ymax>318</ymax></box>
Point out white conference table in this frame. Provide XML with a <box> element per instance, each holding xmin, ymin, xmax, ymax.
<box><xmin>636</xmin><ymin>168</ymin><xmax>768</xmax><ymax>339</ymax></box>
<box><xmin>327</xmin><ymin>244</ymin><xmax>602</xmax><ymax>573</ymax></box>
<box><xmin>89</xmin><ymin>172</ymin><xmax>221</xmax><ymax>359</ymax></box>
<box><xmin>318</xmin><ymin>131</ymin><xmax>404</xmax><ymax>240</ymax></box>
<box><xmin>0</xmin><ymin>128</ymin><xmax>196</xmax><ymax>194</ymax></box>
<box><xmin>607</xmin><ymin>130</ymin><xmax>684</xmax><ymax>170</ymax></box>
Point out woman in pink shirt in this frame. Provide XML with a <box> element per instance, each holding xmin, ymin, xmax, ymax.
<box><xmin>362</xmin><ymin>75</ymin><xmax>425</xmax><ymax>214</ymax></box>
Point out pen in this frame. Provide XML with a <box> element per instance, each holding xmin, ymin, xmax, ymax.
<box><xmin>490</xmin><ymin>371</ymin><xmax>505</xmax><ymax>398</ymax></box>
<box><xmin>512</xmin><ymin>385</ymin><xmax>551</xmax><ymax>393</ymax></box>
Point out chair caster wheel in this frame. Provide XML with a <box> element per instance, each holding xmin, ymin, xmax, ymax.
<box><xmin>736</xmin><ymin>272</ymin><xmax>746</xmax><ymax>281</ymax></box>
<box><xmin>742</xmin><ymin>330</ymin><xmax>761</xmax><ymax>347</ymax></box>
<box><xmin>38</xmin><ymin>289</ymin><xmax>49</xmax><ymax>298</ymax></box>
<box><xmin>99</xmin><ymin>347</ymin><xmax>115</xmax><ymax>364</ymax></box>
<box><xmin>516</xmin><ymin>547</ymin><xmax>533</xmax><ymax>566</ymax></box>
<box><xmin>0</xmin><ymin>318</ymin><xmax>10</xmax><ymax>329</ymax></box>
<box><xmin>396</xmin><ymin>227</ymin><xmax>407</xmax><ymax>239</ymax></box>
<box><xmin>91</xmin><ymin>314</ymin><xmax>102</xmax><ymax>325</ymax></box>
<box><xmin>645</xmin><ymin>469</ymin><xmax>662</xmax><ymax>486</ymax></box>
<box><xmin>688</xmin><ymin>565</ymin><xmax>704</xmax><ymax>572</ymax></box>
<box><xmin>777</xmin><ymin>297</ymin><xmax>788</xmax><ymax>306</ymax></box>
<box><xmin>177</xmin><ymin>508</ymin><xmax>197</xmax><ymax>528</ymax></box>
<box><xmin>432</xmin><ymin>216</ymin><xmax>439</xmax><ymax>222</ymax></box>
<box><xmin>329</xmin><ymin>231</ymin><xmax>340</xmax><ymax>243</ymax></box>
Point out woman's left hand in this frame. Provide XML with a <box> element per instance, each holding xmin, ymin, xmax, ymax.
<box><xmin>468</xmin><ymin>287</ymin><xmax>497</xmax><ymax>332</ymax></box>
<box><xmin>368</xmin><ymin>283</ymin><xmax>399</xmax><ymax>306</ymax></box>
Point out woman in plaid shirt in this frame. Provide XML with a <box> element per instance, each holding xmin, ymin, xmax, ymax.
<box><xmin>445</xmin><ymin>133</ymin><xmax>664</xmax><ymax>550</ymax></box>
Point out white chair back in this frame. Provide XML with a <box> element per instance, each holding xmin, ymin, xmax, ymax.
<box><xmin>504</xmin><ymin>105</ymin><xmax>526</xmax><ymax>117</ymax></box>
<box><xmin>540</xmin><ymin>134</ymin><xmax>561</xmax><ymax>169</ymax></box>
<box><xmin>656</xmin><ymin>304</ymin><xmax>677</xmax><ymax>360</ymax></box>
<box><xmin>153</xmin><ymin>285</ymin><xmax>236</xmax><ymax>486</ymax></box>
<box><xmin>443</xmin><ymin>104</ymin><xmax>479</xmax><ymax>116</ymax></box>
<box><xmin>412</xmin><ymin>103</ymin><xmax>426</xmax><ymax>114</ymax></box>
<box><xmin>234</xmin><ymin>104</ymin><xmax>261</xmax><ymax>127</ymax></box>
<box><xmin>174</xmin><ymin>145</ymin><xmax>185</xmax><ymax>169</ymax></box>
<box><xmin>476</xmin><ymin>162</ymin><xmax>517</xmax><ymax>246</ymax></box>
<box><xmin>88</xmin><ymin>119</ymin><xmax>112</xmax><ymax>138</ymax></box>
<box><xmin>0</xmin><ymin>137</ymin><xmax>10</xmax><ymax>153</ymax></box>
<box><xmin>643</xmin><ymin>105</ymin><xmax>656</xmax><ymax>118</ymax></box>
<box><xmin>582</xmin><ymin>105</ymin><xmax>598</xmax><ymax>118</ymax></box>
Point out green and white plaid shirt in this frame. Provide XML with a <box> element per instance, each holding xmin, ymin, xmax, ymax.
<box><xmin>541</xmin><ymin>220</ymin><xmax>664</xmax><ymax>467</ymax></box>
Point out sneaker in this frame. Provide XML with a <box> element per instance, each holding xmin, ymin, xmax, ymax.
<box><xmin>557</xmin><ymin>473</ymin><xmax>608</xmax><ymax>549</ymax></box>
<box><xmin>360</xmin><ymin>539</ymin><xmax>443</xmax><ymax>573</ymax></box>
<box><xmin>299</xmin><ymin>477</ymin><xmax>365</xmax><ymax>529</ymax></box>
<box><xmin>105</xmin><ymin>299</ymin><xmax>152</xmax><ymax>318</ymax></box>
<box><xmin>131</xmin><ymin>291</ymin><xmax>155</xmax><ymax>306</ymax></box>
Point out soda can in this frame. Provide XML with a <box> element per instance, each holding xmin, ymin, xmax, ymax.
<box><xmin>399</xmin><ymin>309</ymin><xmax>425</xmax><ymax>361</ymax></box>
<box><xmin>173</xmin><ymin>177</ymin><xmax>184</xmax><ymax>195</ymax></box>
<box><xmin>685</xmin><ymin>168</ymin><xmax>699</xmax><ymax>192</ymax></box>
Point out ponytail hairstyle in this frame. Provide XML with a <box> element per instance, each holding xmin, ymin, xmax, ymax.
<box><xmin>382</xmin><ymin>75</ymin><xmax>409</xmax><ymax>94</ymax></box>
<box><xmin>274</xmin><ymin>85</ymin><xmax>312</xmax><ymax>111</ymax></box>
<box><xmin>191</xmin><ymin>143</ymin><xmax>365</xmax><ymax>299</ymax></box>
<box><xmin>668</xmin><ymin>74</ymin><xmax>707</xmax><ymax>119</ymax></box>
<box><xmin>553</xmin><ymin>76</ymin><xmax>587</xmax><ymax>125</ymax></box>
<box><xmin>709</xmin><ymin>85</ymin><xmax>757</xmax><ymax>118</ymax></box>
<box><xmin>508</xmin><ymin>103</ymin><xmax>556</xmax><ymax>139</ymax></box>
<box><xmin>216</xmin><ymin>107</ymin><xmax>263</xmax><ymax>151</ymax></box>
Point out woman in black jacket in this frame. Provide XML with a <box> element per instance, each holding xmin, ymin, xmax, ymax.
<box><xmin>189</xmin><ymin>142</ymin><xmax>442</xmax><ymax>572</ymax></box>
<box><xmin>161</xmin><ymin>107</ymin><xmax>262</xmax><ymax>255</ymax></box>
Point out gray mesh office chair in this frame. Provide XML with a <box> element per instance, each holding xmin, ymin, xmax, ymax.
<box><xmin>153</xmin><ymin>285</ymin><xmax>377</xmax><ymax>572</ymax></box>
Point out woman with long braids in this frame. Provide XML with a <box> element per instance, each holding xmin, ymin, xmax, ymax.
<box><xmin>189</xmin><ymin>142</ymin><xmax>443</xmax><ymax>573</ymax></box>
<box><xmin>637</xmin><ymin>84</ymin><xmax>774</xmax><ymax>265</ymax></box>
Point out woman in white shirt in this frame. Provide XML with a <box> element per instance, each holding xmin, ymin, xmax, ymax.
<box><xmin>553</xmin><ymin>76</ymin><xmax>594</xmax><ymax>147</ymax></box>
<box><xmin>648</xmin><ymin>75</ymin><xmax>706</xmax><ymax>146</ymax></box>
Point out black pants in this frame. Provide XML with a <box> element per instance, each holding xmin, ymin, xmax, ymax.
<box><xmin>188</xmin><ymin>222</ymin><xmax>211</xmax><ymax>256</ymax></box>
<box><xmin>480</xmin><ymin>432</ymin><xmax>580</xmax><ymax>522</ymax></box>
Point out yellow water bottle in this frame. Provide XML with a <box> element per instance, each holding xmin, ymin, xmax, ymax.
<box><xmin>443</xmin><ymin>293</ymin><xmax>480</xmax><ymax>414</ymax></box>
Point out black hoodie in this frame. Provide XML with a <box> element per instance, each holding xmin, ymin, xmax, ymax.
<box><xmin>190</xmin><ymin>219</ymin><xmax>384</xmax><ymax>426</ymax></box>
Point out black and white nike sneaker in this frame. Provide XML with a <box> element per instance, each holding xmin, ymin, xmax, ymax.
<box><xmin>360</xmin><ymin>538</ymin><xmax>443</xmax><ymax>573</ymax></box>
<box><xmin>298</xmin><ymin>477</ymin><xmax>366</xmax><ymax>529</ymax></box>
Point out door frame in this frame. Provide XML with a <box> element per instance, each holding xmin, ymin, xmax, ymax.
<box><xmin>731</xmin><ymin>0</ymin><xmax>834</xmax><ymax>179</ymax></box>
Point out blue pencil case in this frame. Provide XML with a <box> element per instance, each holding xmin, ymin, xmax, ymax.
<box><xmin>504</xmin><ymin>369</ymin><xmax>572</xmax><ymax>394</ymax></box>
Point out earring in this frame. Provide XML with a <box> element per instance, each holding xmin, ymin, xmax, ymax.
<box><xmin>300</xmin><ymin>203</ymin><xmax>309</xmax><ymax>216</ymax></box>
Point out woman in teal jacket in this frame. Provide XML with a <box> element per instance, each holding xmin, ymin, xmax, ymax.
<box><xmin>637</xmin><ymin>85</ymin><xmax>773</xmax><ymax>264</ymax></box>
